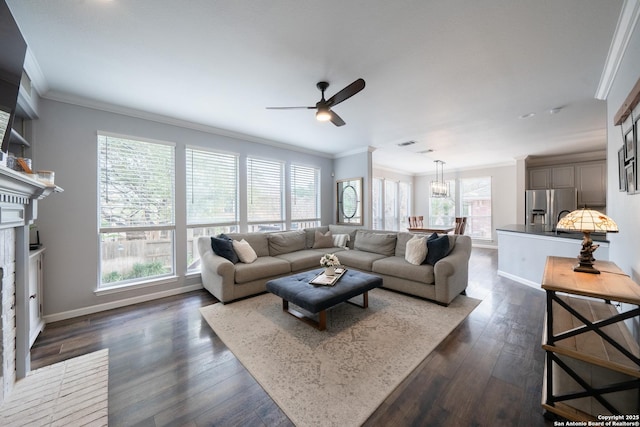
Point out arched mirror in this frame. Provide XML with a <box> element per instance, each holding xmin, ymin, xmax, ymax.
<box><xmin>337</xmin><ymin>178</ymin><xmax>363</xmax><ymax>225</ymax></box>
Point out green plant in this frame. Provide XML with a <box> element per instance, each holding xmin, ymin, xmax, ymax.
<box><xmin>102</xmin><ymin>261</ymin><xmax>167</xmax><ymax>284</ymax></box>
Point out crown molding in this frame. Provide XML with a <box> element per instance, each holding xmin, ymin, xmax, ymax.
<box><xmin>41</xmin><ymin>91</ymin><xmax>334</xmax><ymax>159</ymax></box>
<box><xmin>595</xmin><ymin>0</ymin><xmax>640</xmax><ymax>100</ymax></box>
<box><xmin>525</xmin><ymin>150</ymin><xmax>606</xmax><ymax>167</ymax></box>
<box><xmin>334</xmin><ymin>145</ymin><xmax>376</xmax><ymax>159</ymax></box>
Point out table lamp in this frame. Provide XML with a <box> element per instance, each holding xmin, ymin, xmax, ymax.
<box><xmin>556</xmin><ymin>208</ymin><xmax>618</xmax><ymax>274</ymax></box>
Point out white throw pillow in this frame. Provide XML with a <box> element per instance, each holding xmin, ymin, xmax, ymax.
<box><xmin>333</xmin><ymin>233</ymin><xmax>351</xmax><ymax>249</ymax></box>
<box><xmin>405</xmin><ymin>235</ymin><xmax>428</xmax><ymax>265</ymax></box>
<box><xmin>232</xmin><ymin>239</ymin><xmax>258</xmax><ymax>264</ymax></box>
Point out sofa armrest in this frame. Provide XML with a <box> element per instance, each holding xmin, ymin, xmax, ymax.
<box><xmin>197</xmin><ymin>236</ymin><xmax>236</xmax><ymax>303</ymax></box>
<box><xmin>433</xmin><ymin>235</ymin><xmax>472</xmax><ymax>305</ymax></box>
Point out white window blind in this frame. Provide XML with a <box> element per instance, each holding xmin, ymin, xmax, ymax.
<box><xmin>98</xmin><ymin>133</ymin><xmax>175</xmax><ymax>287</ymax></box>
<box><xmin>186</xmin><ymin>148</ymin><xmax>238</xmax><ymax>225</ymax></box>
<box><xmin>99</xmin><ymin>134</ymin><xmax>175</xmax><ymax>228</ymax></box>
<box><xmin>372</xmin><ymin>178</ymin><xmax>383</xmax><ymax>229</ymax></box>
<box><xmin>384</xmin><ymin>180</ymin><xmax>398</xmax><ymax>230</ymax></box>
<box><xmin>247</xmin><ymin>157</ymin><xmax>284</xmax><ymax>222</ymax></box>
<box><xmin>399</xmin><ymin>181</ymin><xmax>411</xmax><ymax>229</ymax></box>
<box><xmin>291</xmin><ymin>164</ymin><xmax>320</xmax><ymax>221</ymax></box>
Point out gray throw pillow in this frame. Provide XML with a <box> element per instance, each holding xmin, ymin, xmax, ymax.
<box><xmin>313</xmin><ymin>230</ymin><xmax>334</xmax><ymax>249</ymax></box>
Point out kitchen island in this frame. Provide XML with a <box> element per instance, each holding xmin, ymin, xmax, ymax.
<box><xmin>496</xmin><ymin>224</ymin><xmax>610</xmax><ymax>289</ymax></box>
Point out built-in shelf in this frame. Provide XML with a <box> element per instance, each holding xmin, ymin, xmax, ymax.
<box><xmin>9</xmin><ymin>128</ymin><xmax>30</xmax><ymax>148</ymax></box>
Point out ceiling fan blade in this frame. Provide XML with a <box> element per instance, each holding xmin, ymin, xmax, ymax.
<box><xmin>266</xmin><ymin>106</ymin><xmax>315</xmax><ymax>110</ymax></box>
<box><xmin>329</xmin><ymin>110</ymin><xmax>346</xmax><ymax>127</ymax></box>
<box><xmin>326</xmin><ymin>78</ymin><xmax>365</xmax><ymax>107</ymax></box>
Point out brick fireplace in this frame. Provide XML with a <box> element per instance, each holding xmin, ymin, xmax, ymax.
<box><xmin>0</xmin><ymin>167</ymin><xmax>58</xmax><ymax>405</ymax></box>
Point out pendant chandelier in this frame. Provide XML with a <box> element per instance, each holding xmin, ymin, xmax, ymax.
<box><xmin>430</xmin><ymin>160</ymin><xmax>449</xmax><ymax>198</ymax></box>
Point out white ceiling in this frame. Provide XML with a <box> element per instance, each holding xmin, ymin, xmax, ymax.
<box><xmin>7</xmin><ymin>0</ymin><xmax>623</xmax><ymax>174</ymax></box>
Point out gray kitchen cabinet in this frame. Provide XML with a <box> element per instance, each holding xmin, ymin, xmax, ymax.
<box><xmin>528</xmin><ymin>166</ymin><xmax>574</xmax><ymax>189</ymax></box>
<box><xmin>576</xmin><ymin>161</ymin><xmax>606</xmax><ymax>207</ymax></box>
<box><xmin>529</xmin><ymin>168</ymin><xmax>550</xmax><ymax>189</ymax></box>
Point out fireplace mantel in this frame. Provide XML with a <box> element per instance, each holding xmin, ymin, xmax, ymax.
<box><xmin>0</xmin><ymin>166</ymin><xmax>61</xmax><ymax>229</ymax></box>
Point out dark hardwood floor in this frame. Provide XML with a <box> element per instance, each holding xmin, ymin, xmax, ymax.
<box><xmin>31</xmin><ymin>248</ymin><xmax>553</xmax><ymax>426</ymax></box>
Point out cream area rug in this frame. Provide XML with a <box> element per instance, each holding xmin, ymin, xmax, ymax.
<box><xmin>200</xmin><ymin>288</ymin><xmax>480</xmax><ymax>427</ymax></box>
<box><xmin>0</xmin><ymin>349</ymin><xmax>109</xmax><ymax>426</ymax></box>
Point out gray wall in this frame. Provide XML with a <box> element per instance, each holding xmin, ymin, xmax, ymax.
<box><xmin>31</xmin><ymin>99</ymin><xmax>334</xmax><ymax>319</ymax></box>
<box><xmin>606</xmin><ymin>20</ymin><xmax>640</xmax><ymax>283</ymax></box>
<box><xmin>334</xmin><ymin>148</ymin><xmax>372</xmax><ymax>228</ymax></box>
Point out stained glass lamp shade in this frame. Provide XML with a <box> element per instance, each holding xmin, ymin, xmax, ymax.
<box><xmin>556</xmin><ymin>209</ymin><xmax>619</xmax><ymax>274</ymax></box>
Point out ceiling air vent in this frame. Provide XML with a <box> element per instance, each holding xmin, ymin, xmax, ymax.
<box><xmin>397</xmin><ymin>140</ymin><xmax>416</xmax><ymax>147</ymax></box>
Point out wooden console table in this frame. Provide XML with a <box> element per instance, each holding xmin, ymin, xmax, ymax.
<box><xmin>541</xmin><ymin>256</ymin><xmax>640</xmax><ymax>420</ymax></box>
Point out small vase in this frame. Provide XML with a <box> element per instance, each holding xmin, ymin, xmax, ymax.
<box><xmin>324</xmin><ymin>266</ymin><xmax>335</xmax><ymax>276</ymax></box>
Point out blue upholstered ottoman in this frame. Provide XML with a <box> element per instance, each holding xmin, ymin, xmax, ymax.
<box><xmin>266</xmin><ymin>268</ymin><xmax>382</xmax><ymax>330</ymax></box>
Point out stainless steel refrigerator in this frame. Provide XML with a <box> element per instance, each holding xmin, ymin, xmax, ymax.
<box><xmin>525</xmin><ymin>188</ymin><xmax>577</xmax><ymax>231</ymax></box>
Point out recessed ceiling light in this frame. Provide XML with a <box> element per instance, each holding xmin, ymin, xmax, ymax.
<box><xmin>519</xmin><ymin>112</ymin><xmax>536</xmax><ymax>119</ymax></box>
<box><xmin>397</xmin><ymin>140</ymin><xmax>417</xmax><ymax>147</ymax></box>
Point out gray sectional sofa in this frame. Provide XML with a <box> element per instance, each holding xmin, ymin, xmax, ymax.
<box><xmin>197</xmin><ymin>224</ymin><xmax>472</xmax><ymax>306</ymax></box>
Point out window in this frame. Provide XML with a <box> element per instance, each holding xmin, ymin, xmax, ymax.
<box><xmin>372</xmin><ymin>178</ymin><xmax>383</xmax><ymax>229</ymax></box>
<box><xmin>429</xmin><ymin>180</ymin><xmax>456</xmax><ymax>227</ymax></box>
<box><xmin>398</xmin><ymin>182</ymin><xmax>411</xmax><ymax>230</ymax></box>
<box><xmin>384</xmin><ymin>180</ymin><xmax>397</xmax><ymax>230</ymax></box>
<box><xmin>98</xmin><ymin>134</ymin><xmax>175</xmax><ymax>287</ymax></box>
<box><xmin>290</xmin><ymin>164</ymin><xmax>320</xmax><ymax>229</ymax></box>
<box><xmin>186</xmin><ymin>147</ymin><xmax>239</xmax><ymax>271</ymax></box>
<box><xmin>247</xmin><ymin>157</ymin><xmax>284</xmax><ymax>232</ymax></box>
<box><xmin>372</xmin><ymin>177</ymin><xmax>411</xmax><ymax>231</ymax></box>
<box><xmin>460</xmin><ymin>177</ymin><xmax>492</xmax><ymax>239</ymax></box>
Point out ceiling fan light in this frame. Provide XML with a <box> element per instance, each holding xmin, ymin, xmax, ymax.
<box><xmin>316</xmin><ymin>109</ymin><xmax>331</xmax><ymax>122</ymax></box>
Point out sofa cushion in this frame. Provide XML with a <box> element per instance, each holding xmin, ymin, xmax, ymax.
<box><xmin>372</xmin><ymin>256</ymin><xmax>435</xmax><ymax>284</ymax></box>
<box><xmin>424</xmin><ymin>233</ymin><xmax>450</xmax><ymax>265</ymax></box>
<box><xmin>233</xmin><ymin>239</ymin><xmax>258</xmax><ymax>264</ymax></box>
<box><xmin>275</xmin><ymin>249</ymin><xmax>328</xmax><ymax>272</ymax></box>
<box><xmin>335</xmin><ymin>249</ymin><xmax>387</xmax><ymax>271</ymax></box>
<box><xmin>447</xmin><ymin>235</ymin><xmax>457</xmax><ymax>254</ymax></box>
<box><xmin>312</xmin><ymin>230</ymin><xmax>334</xmax><ymax>249</ymax></box>
<box><xmin>268</xmin><ymin>230</ymin><xmax>306</xmax><ymax>256</ymax></box>
<box><xmin>210</xmin><ymin>236</ymin><xmax>239</xmax><ymax>264</ymax></box>
<box><xmin>395</xmin><ymin>232</ymin><xmax>414</xmax><ymax>257</ymax></box>
<box><xmin>222</xmin><ymin>232</ymin><xmax>270</xmax><ymax>257</ymax></box>
<box><xmin>405</xmin><ymin>235</ymin><xmax>427</xmax><ymax>265</ymax></box>
<box><xmin>354</xmin><ymin>230</ymin><xmax>397</xmax><ymax>256</ymax></box>
<box><xmin>234</xmin><ymin>256</ymin><xmax>291</xmax><ymax>284</ymax></box>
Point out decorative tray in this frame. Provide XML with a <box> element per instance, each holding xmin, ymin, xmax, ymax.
<box><xmin>309</xmin><ymin>267</ymin><xmax>347</xmax><ymax>286</ymax></box>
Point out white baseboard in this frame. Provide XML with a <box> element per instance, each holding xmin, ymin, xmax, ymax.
<box><xmin>43</xmin><ymin>283</ymin><xmax>204</xmax><ymax>323</ymax></box>
<box><xmin>497</xmin><ymin>270</ymin><xmax>543</xmax><ymax>291</ymax></box>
